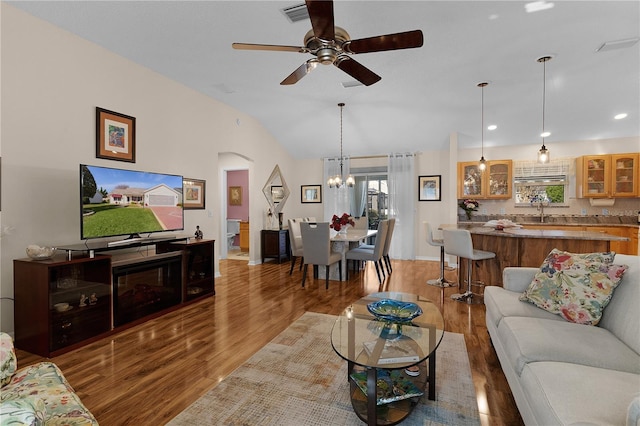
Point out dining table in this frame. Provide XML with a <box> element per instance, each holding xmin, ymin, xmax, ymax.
<box><xmin>317</xmin><ymin>228</ymin><xmax>377</xmax><ymax>281</ymax></box>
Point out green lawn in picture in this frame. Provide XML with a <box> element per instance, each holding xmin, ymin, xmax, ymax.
<box><xmin>82</xmin><ymin>204</ymin><xmax>162</xmax><ymax>238</ymax></box>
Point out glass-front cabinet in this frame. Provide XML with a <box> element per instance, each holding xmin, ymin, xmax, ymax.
<box><xmin>577</xmin><ymin>153</ymin><xmax>638</xmax><ymax>198</ymax></box>
<box><xmin>457</xmin><ymin>160</ymin><xmax>512</xmax><ymax>199</ymax></box>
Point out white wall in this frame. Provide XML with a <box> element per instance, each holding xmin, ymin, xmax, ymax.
<box><xmin>0</xmin><ymin>4</ymin><xmax>293</xmax><ymax>333</ymax></box>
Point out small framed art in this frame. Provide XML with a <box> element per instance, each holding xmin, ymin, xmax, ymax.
<box><xmin>301</xmin><ymin>185</ymin><xmax>322</xmax><ymax>203</ymax></box>
<box><xmin>96</xmin><ymin>107</ymin><xmax>136</xmax><ymax>163</ymax></box>
<box><xmin>419</xmin><ymin>175</ymin><xmax>441</xmax><ymax>201</ymax></box>
<box><xmin>184</xmin><ymin>178</ymin><xmax>206</xmax><ymax>209</ymax></box>
<box><xmin>229</xmin><ymin>186</ymin><xmax>242</xmax><ymax>206</ymax></box>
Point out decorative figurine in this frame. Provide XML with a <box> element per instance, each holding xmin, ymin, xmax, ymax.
<box><xmin>194</xmin><ymin>226</ymin><xmax>203</xmax><ymax>239</ymax></box>
<box><xmin>79</xmin><ymin>294</ymin><xmax>87</xmax><ymax>307</ymax></box>
<box><xmin>89</xmin><ymin>293</ymin><xmax>98</xmax><ymax>305</ymax></box>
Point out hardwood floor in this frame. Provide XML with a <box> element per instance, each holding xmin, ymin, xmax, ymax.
<box><xmin>16</xmin><ymin>258</ymin><xmax>524</xmax><ymax>426</ymax></box>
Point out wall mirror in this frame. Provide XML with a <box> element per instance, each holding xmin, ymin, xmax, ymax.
<box><xmin>262</xmin><ymin>165</ymin><xmax>290</xmax><ymax>215</ymax></box>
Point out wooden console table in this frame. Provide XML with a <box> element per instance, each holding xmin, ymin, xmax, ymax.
<box><xmin>261</xmin><ymin>229</ymin><xmax>290</xmax><ymax>264</ymax></box>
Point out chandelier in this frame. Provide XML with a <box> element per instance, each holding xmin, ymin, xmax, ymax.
<box><xmin>327</xmin><ymin>102</ymin><xmax>355</xmax><ymax>188</ymax></box>
<box><xmin>537</xmin><ymin>56</ymin><xmax>552</xmax><ymax>164</ymax></box>
<box><xmin>478</xmin><ymin>82</ymin><xmax>488</xmax><ymax>171</ymax></box>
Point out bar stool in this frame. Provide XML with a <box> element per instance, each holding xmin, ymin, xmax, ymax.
<box><xmin>443</xmin><ymin>228</ymin><xmax>495</xmax><ymax>304</ymax></box>
<box><xmin>425</xmin><ymin>222</ymin><xmax>455</xmax><ymax>287</ymax></box>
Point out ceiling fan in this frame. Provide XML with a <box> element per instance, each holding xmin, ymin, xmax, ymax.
<box><xmin>232</xmin><ymin>0</ymin><xmax>424</xmax><ymax>86</ymax></box>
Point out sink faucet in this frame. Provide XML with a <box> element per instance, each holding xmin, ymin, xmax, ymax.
<box><xmin>535</xmin><ymin>201</ymin><xmax>549</xmax><ymax>223</ymax></box>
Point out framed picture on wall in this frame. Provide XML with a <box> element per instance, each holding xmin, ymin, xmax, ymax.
<box><xmin>301</xmin><ymin>184</ymin><xmax>322</xmax><ymax>203</ymax></box>
<box><xmin>229</xmin><ymin>186</ymin><xmax>242</xmax><ymax>205</ymax></box>
<box><xmin>419</xmin><ymin>175</ymin><xmax>441</xmax><ymax>201</ymax></box>
<box><xmin>96</xmin><ymin>107</ymin><xmax>136</xmax><ymax>163</ymax></box>
<box><xmin>184</xmin><ymin>178</ymin><xmax>206</xmax><ymax>209</ymax></box>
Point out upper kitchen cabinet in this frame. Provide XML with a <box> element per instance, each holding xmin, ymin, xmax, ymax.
<box><xmin>458</xmin><ymin>160</ymin><xmax>512</xmax><ymax>199</ymax></box>
<box><xmin>577</xmin><ymin>153</ymin><xmax>638</xmax><ymax>198</ymax></box>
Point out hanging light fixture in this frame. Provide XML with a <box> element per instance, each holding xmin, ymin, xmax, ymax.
<box><xmin>478</xmin><ymin>82</ymin><xmax>488</xmax><ymax>171</ymax></box>
<box><xmin>327</xmin><ymin>103</ymin><xmax>355</xmax><ymax>188</ymax></box>
<box><xmin>537</xmin><ymin>56</ymin><xmax>552</xmax><ymax>163</ymax></box>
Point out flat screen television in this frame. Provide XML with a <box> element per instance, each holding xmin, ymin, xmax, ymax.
<box><xmin>80</xmin><ymin>164</ymin><xmax>184</xmax><ymax>241</ymax></box>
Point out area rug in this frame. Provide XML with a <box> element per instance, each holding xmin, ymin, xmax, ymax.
<box><xmin>168</xmin><ymin>312</ymin><xmax>480</xmax><ymax>425</ymax></box>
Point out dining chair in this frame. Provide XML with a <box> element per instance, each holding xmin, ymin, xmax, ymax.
<box><xmin>352</xmin><ymin>217</ymin><xmax>368</xmax><ymax>230</ymax></box>
<box><xmin>425</xmin><ymin>222</ymin><xmax>456</xmax><ymax>287</ymax></box>
<box><xmin>443</xmin><ymin>228</ymin><xmax>495</xmax><ymax>304</ymax></box>
<box><xmin>345</xmin><ymin>219</ymin><xmax>388</xmax><ymax>284</ymax></box>
<box><xmin>356</xmin><ymin>218</ymin><xmax>395</xmax><ymax>275</ymax></box>
<box><xmin>287</xmin><ymin>218</ymin><xmax>304</xmax><ymax>275</ymax></box>
<box><xmin>300</xmin><ymin>222</ymin><xmax>342</xmax><ymax>289</ymax></box>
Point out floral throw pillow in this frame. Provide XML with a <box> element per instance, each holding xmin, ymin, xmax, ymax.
<box><xmin>520</xmin><ymin>249</ymin><xmax>627</xmax><ymax>325</ymax></box>
<box><xmin>0</xmin><ymin>332</ymin><xmax>17</xmax><ymax>387</ymax></box>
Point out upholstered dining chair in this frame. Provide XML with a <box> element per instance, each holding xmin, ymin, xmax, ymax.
<box><xmin>345</xmin><ymin>219</ymin><xmax>389</xmax><ymax>284</ymax></box>
<box><xmin>287</xmin><ymin>218</ymin><xmax>304</xmax><ymax>275</ymax></box>
<box><xmin>425</xmin><ymin>222</ymin><xmax>456</xmax><ymax>287</ymax></box>
<box><xmin>443</xmin><ymin>228</ymin><xmax>495</xmax><ymax>304</ymax></box>
<box><xmin>300</xmin><ymin>222</ymin><xmax>342</xmax><ymax>289</ymax></box>
<box><xmin>357</xmin><ymin>218</ymin><xmax>395</xmax><ymax>275</ymax></box>
<box><xmin>352</xmin><ymin>216</ymin><xmax>368</xmax><ymax>230</ymax></box>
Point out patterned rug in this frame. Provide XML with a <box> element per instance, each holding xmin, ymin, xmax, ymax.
<box><xmin>168</xmin><ymin>312</ymin><xmax>480</xmax><ymax>425</ymax></box>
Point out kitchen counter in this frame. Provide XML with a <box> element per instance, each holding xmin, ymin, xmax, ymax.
<box><xmin>459</xmin><ymin>215</ymin><xmax>639</xmax><ymax>228</ymax></box>
<box><xmin>444</xmin><ymin>224</ymin><xmax>629</xmax><ymax>287</ymax></box>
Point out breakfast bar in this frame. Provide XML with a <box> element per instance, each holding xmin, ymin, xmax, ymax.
<box><xmin>443</xmin><ymin>225</ymin><xmax>630</xmax><ymax>287</ymax></box>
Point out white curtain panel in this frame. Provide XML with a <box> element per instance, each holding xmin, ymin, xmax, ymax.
<box><xmin>323</xmin><ymin>157</ymin><xmax>352</xmax><ymax>221</ymax></box>
<box><xmin>388</xmin><ymin>153</ymin><xmax>416</xmax><ymax>260</ymax></box>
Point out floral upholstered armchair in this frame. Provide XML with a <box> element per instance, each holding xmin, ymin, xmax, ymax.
<box><xmin>0</xmin><ymin>332</ymin><xmax>98</xmax><ymax>425</ymax></box>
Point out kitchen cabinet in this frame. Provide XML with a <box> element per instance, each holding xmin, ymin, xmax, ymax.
<box><xmin>576</xmin><ymin>153</ymin><xmax>639</xmax><ymax>198</ymax></box>
<box><xmin>522</xmin><ymin>224</ymin><xmax>637</xmax><ymax>255</ymax></box>
<box><xmin>240</xmin><ymin>221</ymin><xmax>249</xmax><ymax>251</ymax></box>
<box><xmin>457</xmin><ymin>160</ymin><xmax>512</xmax><ymax>199</ymax></box>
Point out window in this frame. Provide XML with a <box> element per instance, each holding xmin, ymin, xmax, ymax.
<box><xmin>513</xmin><ymin>159</ymin><xmax>572</xmax><ymax>206</ymax></box>
<box><xmin>353</xmin><ymin>173</ymin><xmax>388</xmax><ymax>229</ymax></box>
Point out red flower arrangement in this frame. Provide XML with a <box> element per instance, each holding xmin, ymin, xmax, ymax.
<box><xmin>330</xmin><ymin>213</ymin><xmax>355</xmax><ymax>232</ymax></box>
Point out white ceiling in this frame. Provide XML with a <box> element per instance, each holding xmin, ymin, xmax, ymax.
<box><xmin>8</xmin><ymin>1</ymin><xmax>640</xmax><ymax>160</ymax></box>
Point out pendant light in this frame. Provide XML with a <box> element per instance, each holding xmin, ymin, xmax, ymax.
<box><xmin>478</xmin><ymin>82</ymin><xmax>488</xmax><ymax>171</ymax></box>
<box><xmin>327</xmin><ymin>103</ymin><xmax>355</xmax><ymax>188</ymax></box>
<box><xmin>537</xmin><ymin>56</ymin><xmax>552</xmax><ymax>164</ymax></box>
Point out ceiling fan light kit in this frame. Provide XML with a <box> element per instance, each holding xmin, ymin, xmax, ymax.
<box><xmin>232</xmin><ymin>0</ymin><xmax>424</xmax><ymax>86</ymax></box>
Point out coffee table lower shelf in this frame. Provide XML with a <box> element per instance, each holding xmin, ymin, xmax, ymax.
<box><xmin>348</xmin><ymin>361</ymin><xmax>431</xmax><ymax>426</ymax></box>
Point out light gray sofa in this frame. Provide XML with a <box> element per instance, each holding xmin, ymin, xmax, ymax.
<box><xmin>485</xmin><ymin>253</ymin><xmax>640</xmax><ymax>426</ymax></box>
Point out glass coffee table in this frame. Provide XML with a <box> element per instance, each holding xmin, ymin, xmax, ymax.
<box><xmin>331</xmin><ymin>292</ymin><xmax>445</xmax><ymax>425</ymax></box>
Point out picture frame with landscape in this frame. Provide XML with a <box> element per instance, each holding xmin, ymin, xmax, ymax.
<box><xmin>184</xmin><ymin>178</ymin><xmax>206</xmax><ymax>209</ymax></box>
<box><xmin>301</xmin><ymin>184</ymin><xmax>322</xmax><ymax>203</ymax></box>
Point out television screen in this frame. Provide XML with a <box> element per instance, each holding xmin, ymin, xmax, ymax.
<box><xmin>81</xmin><ymin>164</ymin><xmax>184</xmax><ymax>240</ymax></box>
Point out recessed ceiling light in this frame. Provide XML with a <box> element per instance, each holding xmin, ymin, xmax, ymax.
<box><xmin>487</xmin><ymin>124</ymin><xmax>497</xmax><ymax>131</ymax></box>
<box><xmin>614</xmin><ymin>113</ymin><xmax>628</xmax><ymax>120</ymax></box>
<box><xmin>525</xmin><ymin>1</ymin><xmax>554</xmax><ymax>13</ymax></box>
<box><xmin>540</xmin><ymin>131</ymin><xmax>551</xmax><ymax>138</ymax></box>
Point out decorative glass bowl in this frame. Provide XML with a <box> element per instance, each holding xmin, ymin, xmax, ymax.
<box><xmin>26</xmin><ymin>245</ymin><xmax>56</xmax><ymax>260</ymax></box>
<box><xmin>367</xmin><ymin>299</ymin><xmax>423</xmax><ymax>322</ymax></box>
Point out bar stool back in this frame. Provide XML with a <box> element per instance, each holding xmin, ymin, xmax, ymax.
<box><xmin>443</xmin><ymin>228</ymin><xmax>495</xmax><ymax>304</ymax></box>
<box><xmin>425</xmin><ymin>222</ymin><xmax>455</xmax><ymax>287</ymax></box>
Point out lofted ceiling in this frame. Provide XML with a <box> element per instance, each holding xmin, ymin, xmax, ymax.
<box><xmin>8</xmin><ymin>1</ymin><xmax>640</xmax><ymax>160</ymax></box>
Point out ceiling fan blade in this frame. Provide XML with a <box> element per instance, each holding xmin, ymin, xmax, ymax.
<box><xmin>232</xmin><ymin>43</ymin><xmax>307</xmax><ymax>53</ymax></box>
<box><xmin>345</xmin><ymin>30</ymin><xmax>424</xmax><ymax>54</ymax></box>
<box><xmin>335</xmin><ymin>57</ymin><xmax>381</xmax><ymax>86</ymax></box>
<box><xmin>306</xmin><ymin>0</ymin><xmax>335</xmax><ymax>41</ymax></box>
<box><xmin>280</xmin><ymin>60</ymin><xmax>318</xmax><ymax>85</ymax></box>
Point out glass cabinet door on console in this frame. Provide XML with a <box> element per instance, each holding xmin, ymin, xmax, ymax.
<box><xmin>14</xmin><ymin>255</ymin><xmax>112</xmax><ymax>357</ymax></box>
<box><xmin>457</xmin><ymin>160</ymin><xmax>512</xmax><ymax>199</ymax></box>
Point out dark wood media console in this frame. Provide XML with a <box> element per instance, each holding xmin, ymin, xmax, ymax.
<box><xmin>13</xmin><ymin>237</ymin><xmax>215</xmax><ymax>357</ymax></box>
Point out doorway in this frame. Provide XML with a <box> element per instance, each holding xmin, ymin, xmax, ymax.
<box><xmin>219</xmin><ymin>152</ymin><xmax>252</xmax><ymax>261</ymax></box>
